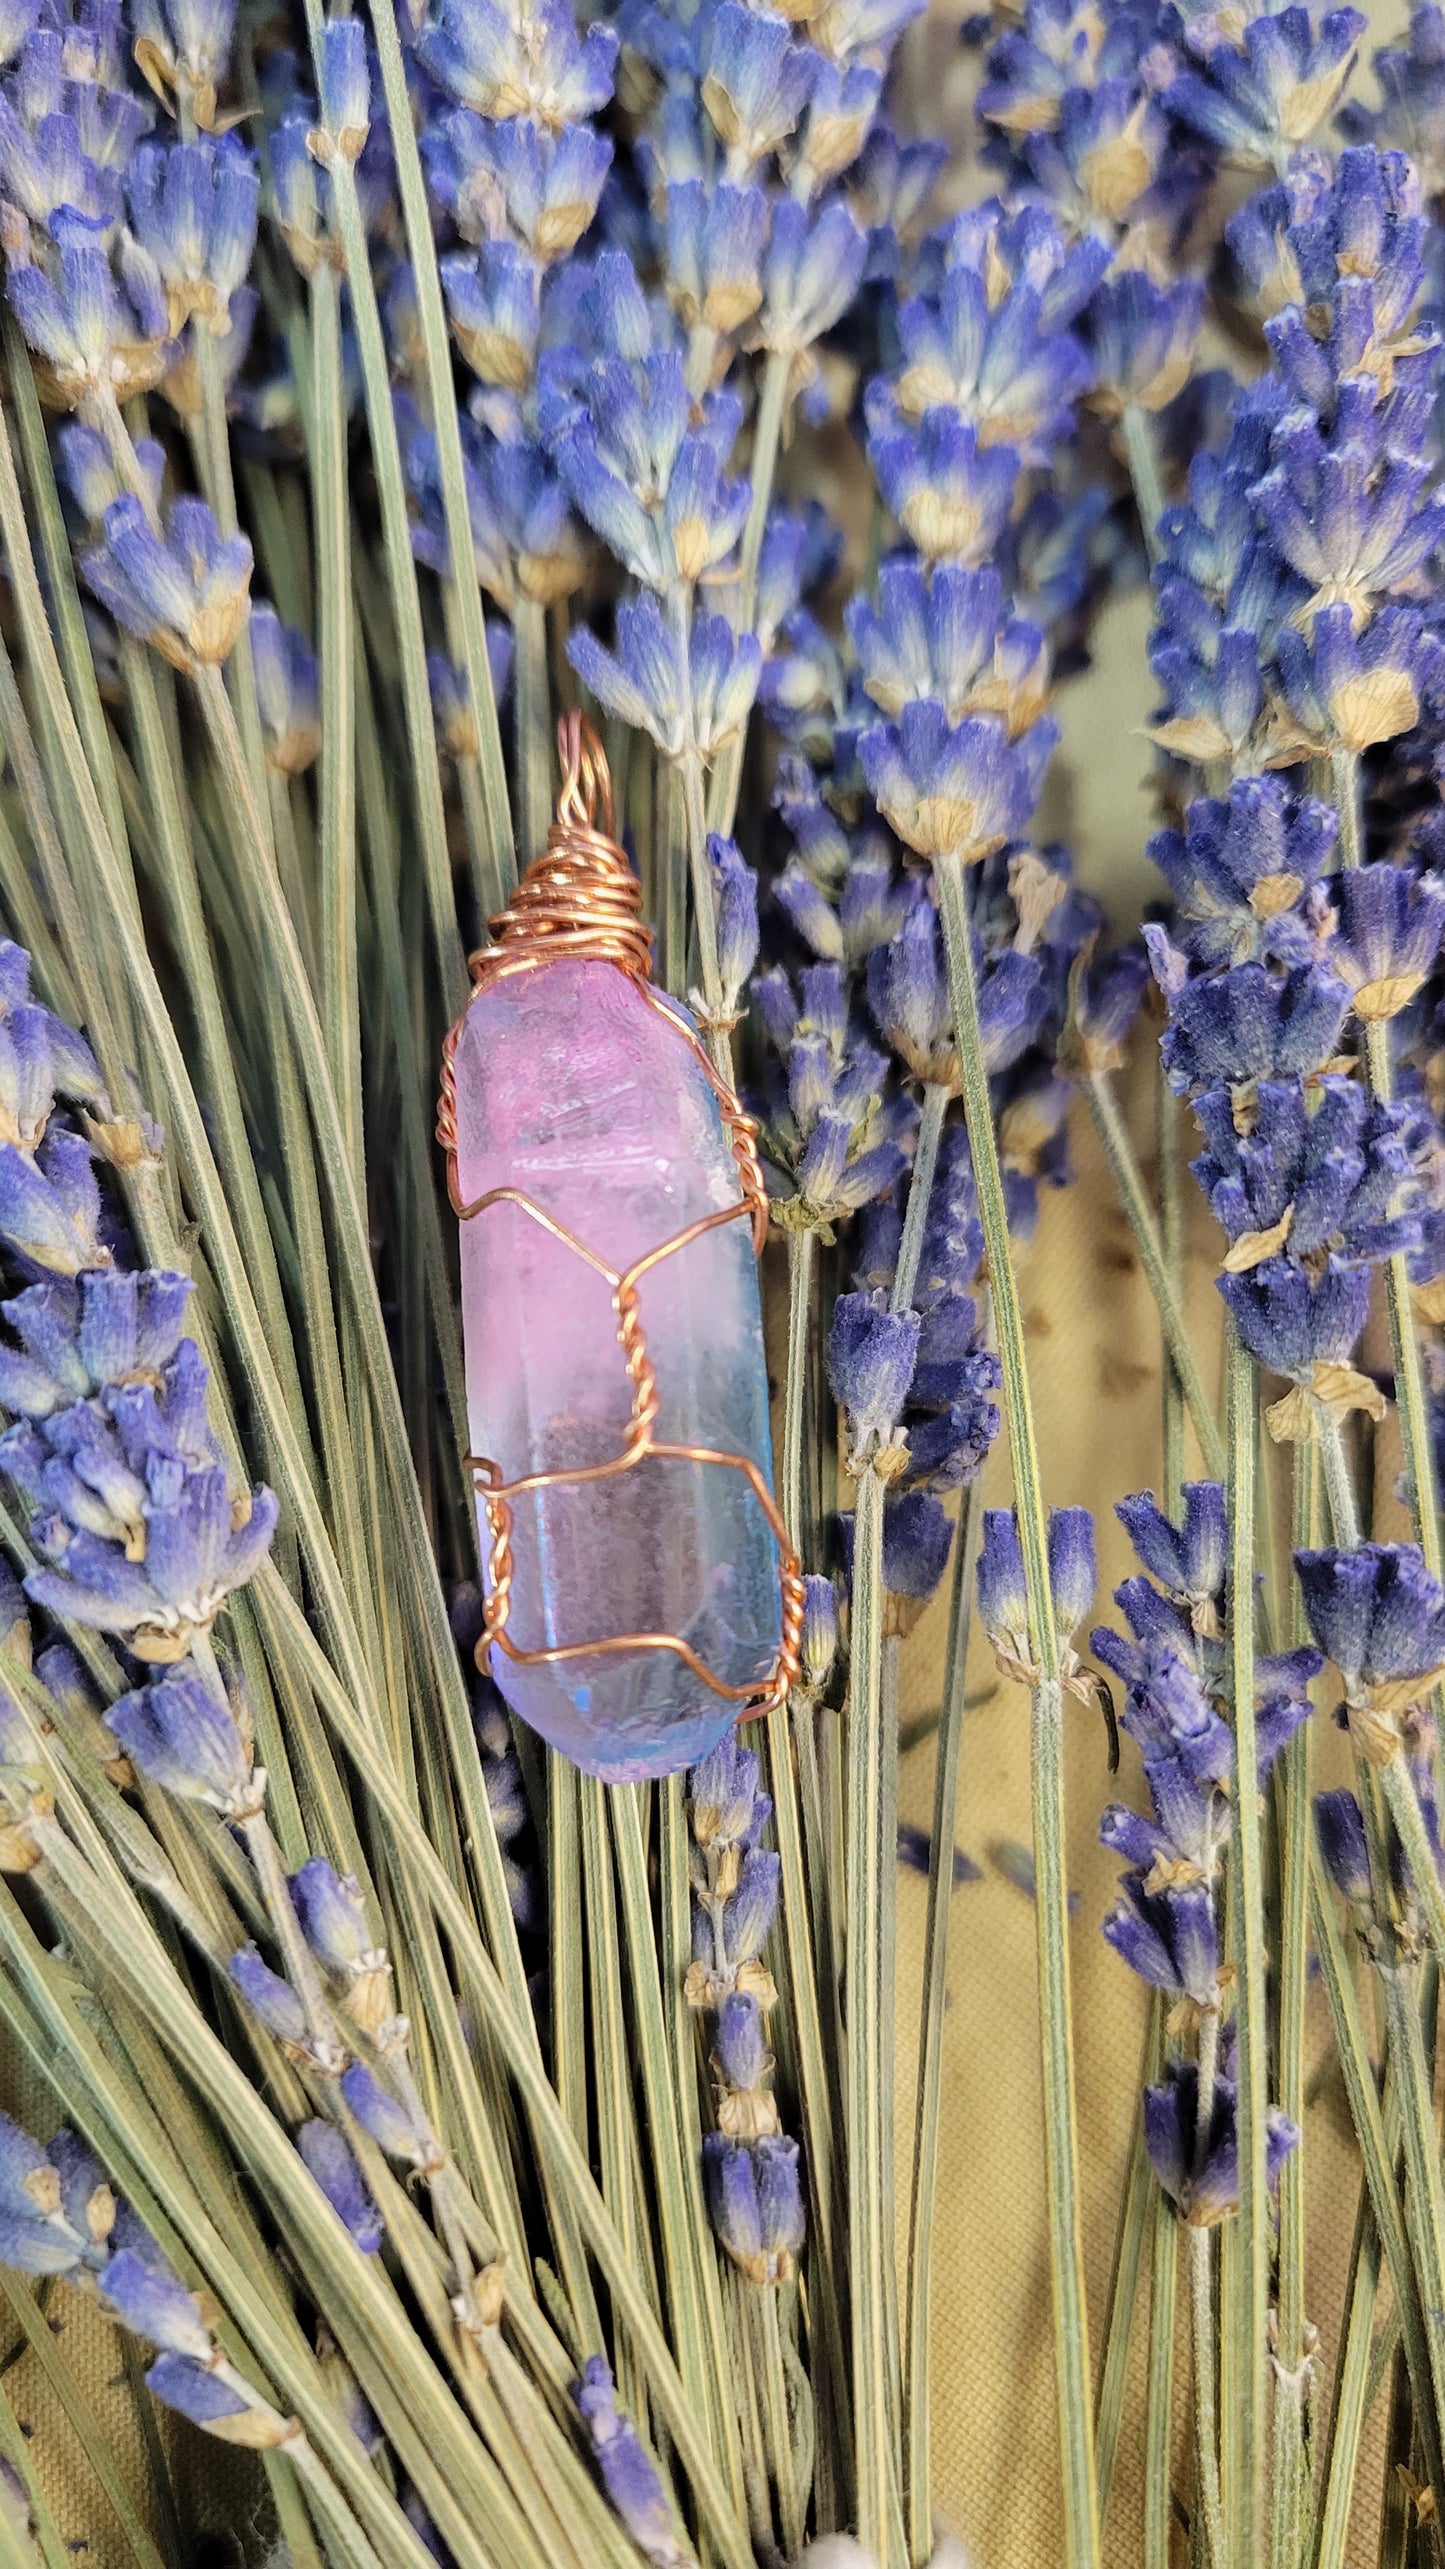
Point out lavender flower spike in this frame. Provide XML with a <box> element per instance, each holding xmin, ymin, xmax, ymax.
<box><xmin>575</xmin><ymin>2358</ymin><xmax>691</xmax><ymax>2568</ymax></box>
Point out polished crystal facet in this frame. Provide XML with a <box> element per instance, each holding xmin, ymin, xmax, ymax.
<box><xmin>452</xmin><ymin>955</ymin><xmax>782</xmax><ymax>1781</ymax></box>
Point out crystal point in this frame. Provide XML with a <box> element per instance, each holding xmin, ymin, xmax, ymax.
<box><xmin>451</xmin><ymin>956</ymin><xmax>782</xmax><ymax>1781</ymax></box>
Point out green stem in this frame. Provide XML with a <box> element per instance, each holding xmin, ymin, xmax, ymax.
<box><xmin>1270</xmin><ymin>1445</ymin><xmax>1316</xmax><ymax>2569</ymax></box>
<box><xmin>759</xmin><ymin>2289</ymin><xmax>805</xmax><ymax>2562</ymax></box>
<box><xmin>706</xmin><ymin>348</ymin><xmax>789</xmax><ymax>841</ymax></box>
<box><xmin>1311</xmin><ymin>2169</ymin><xmax>1379</xmax><ymax>2569</ymax></box>
<box><xmin>846</xmin><ymin>1463</ymin><xmax>904</xmax><ymax>2568</ymax></box>
<box><xmin>1143</xmin><ymin>2188</ymin><xmax>1178</xmax><ymax>2569</ymax></box>
<box><xmin>1086</xmin><ymin>1072</ymin><xmax>1224</xmax><ymax>1479</ymax></box>
<box><xmin>1331</xmin><ymin>743</ymin><xmax>1443</xmax><ymax>1575</ymax></box>
<box><xmin>1223</xmin><ymin>1327</ymin><xmax>1269</xmax><ymax>2568</ymax></box>
<box><xmin>348</xmin><ymin>0</ymin><xmax>513</xmax><ymax>903</ymax></box>
<box><xmin>513</xmin><ymin>596</ymin><xmax>553</xmax><ymax>875</ymax></box>
<box><xmin>891</xmin><ymin>1081</ymin><xmax>949</xmax><ymax>1319</ymax></box>
<box><xmin>1309</xmin><ymin>1865</ymin><xmax>1445</xmax><ymax>2520</ymax></box>
<box><xmin>664</xmin><ymin>581</ymin><xmax>729</xmax><ymax>1081</ymax></box>
<box><xmin>308</xmin><ymin>256</ymin><xmax>362</xmax><ymax>1184</ymax></box>
<box><xmin>904</xmin><ymin>1477</ymin><xmax>980</xmax><ymax>2565</ymax></box>
<box><xmin>1158</xmin><ymin>1056</ymin><xmax>1187</xmax><ymax>1507</ymax></box>
<box><xmin>783</xmin><ymin>1227</ymin><xmax>816</xmax><ymax>1557</ymax></box>
<box><xmin>1093</xmin><ymin>2006</ymin><xmax>1161</xmax><ymax>2528</ymax></box>
<box><xmin>1122</xmin><ymin>405</ymin><xmax>1167</xmax><ymax>566</ymax></box>
<box><xmin>934</xmin><ymin>846</ymin><xmax>1100</xmax><ymax>2569</ymax></box>
<box><xmin>1379</xmin><ymin>1963</ymin><xmax>1445</xmax><ymax>2496</ymax></box>
<box><xmin>191</xmin><ymin>327</ymin><xmax>270</xmax><ymax>831</ymax></box>
<box><xmin>313</xmin><ymin>147</ymin><xmax>468</xmax><ymax>1015</ymax></box>
<box><xmin>1187</xmin><ymin>2223</ymin><xmax>1225</xmax><ymax>2569</ymax></box>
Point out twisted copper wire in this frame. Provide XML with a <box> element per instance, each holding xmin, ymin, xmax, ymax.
<box><xmin>437</xmin><ymin>713</ymin><xmax>801</xmax><ymax>1719</ymax></box>
<box><xmin>478</xmin><ymin>709</ymin><xmax>654</xmax><ymax>984</ymax></box>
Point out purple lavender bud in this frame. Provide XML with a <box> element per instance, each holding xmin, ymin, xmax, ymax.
<box><xmin>1091</xmin><ymin>271</ymin><xmax>1204</xmax><ymax>418</ymax></box>
<box><xmin>340</xmin><ymin>2063</ymin><xmax>431</xmax><ymax>2165</ymax></box>
<box><xmin>298</xmin><ymin>2120</ymin><xmax>384</xmax><ymax>2254</ymax></box>
<box><xmin>319</xmin><ymin>17</ymin><xmax>369</xmax><ymax>151</ymax></box>
<box><xmin>858</xmin><ymin>702</ymin><xmax>1036</xmax><ymax>862</ymax></box>
<box><xmin>82</xmin><ymin>493</ymin><xmax>252</xmax><ymax>671</ymax></box>
<box><xmin>1048</xmin><ymin>1508</ymin><xmax>1095</xmax><ymax>1638</ymax></box>
<box><xmin>714</xmin><ymin>1989</ymin><xmax>768</xmax><ymax>2092</ymax></box>
<box><xmin>1294</xmin><ymin>1542</ymin><xmax>1445</xmax><ymax>1690</ymax></box>
<box><xmin>753</xmin><ymin>2134</ymin><xmax>805</xmax><ymax>2261</ymax></box>
<box><xmin>756</xmin><ymin>197</ymin><xmax>868</xmax><ymax>354</ymax></box>
<box><xmin>800</xmin><ymin>1574</ymin><xmax>839</xmax><ymax>1688</ymax></box>
<box><xmin>131</xmin><ymin>0</ymin><xmax>237</xmax><ymax>95</ymax></box>
<box><xmin>1335</xmin><ymin>864</ymin><xmax>1445</xmax><ymax>1020</ymax></box>
<box><xmin>1341</xmin><ymin>12</ymin><xmax>1445</xmax><ymax>190</ymax></box>
<box><xmin>702</xmin><ymin>2133</ymin><xmax>762</xmax><ymax>2266</ymax></box>
<box><xmin>104</xmin><ymin>1664</ymin><xmax>252</xmax><ymax>1814</ymax></box>
<box><xmin>418</xmin><ymin>0</ymin><xmax>617</xmax><ymax>129</ymax></box>
<box><xmin>101</xmin><ymin>2249</ymin><xmax>215</xmax><ymax>2361</ymax></box>
<box><xmin>869</xmin><ymin>407</ymin><xmax>1021</xmax><ymax>570</ymax></box>
<box><xmin>575</xmin><ymin>2358</ymin><xmax>687</xmax><ymax>2566</ymax></box>
<box><xmin>689</xmin><ymin>1736</ymin><xmax>761</xmax><ymax>1847</ymax></box>
<box><xmin>250</xmin><ymin>605</ymin><xmax>320</xmax><ymax>775</ymax></box>
<box><xmin>885</xmin><ymin>1490</ymin><xmax>955</xmax><ymax>1599</ymax></box>
<box><xmin>709</xmin><ymin>836</ymin><xmax>758</xmax><ymax>1007</ymax></box>
<box><xmin>1117</xmin><ymin>1483</ymin><xmax>1227</xmax><ymax>1618</ymax></box>
<box><xmin>227</xmin><ymin>1946</ymin><xmax>308</xmax><ymax>2050</ymax></box>
<box><xmin>1103</xmin><ymin>1876</ymin><xmax>1219</xmax><ymax>2006</ymax></box>
<box><xmin>1166</xmin><ymin>9</ymin><xmax>1365</xmax><ymax>170</ymax></box>
<box><xmin>1315</xmin><ymin>1789</ymin><xmax>1372</xmax><ymax>1908</ymax></box>
<box><xmin>702</xmin><ymin>5</ymin><xmax>814</xmax><ymax>170</ymax></box>
<box><xmin>0</xmin><ymin>1130</ymin><xmax>106</xmax><ymax>1273</ymax></box>
<box><xmin>288</xmin><ymin>1860</ymin><xmax>374</xmax><ymax>1977</ymax></box>
<box><xmin>1158</xmin><ymin>961</ymin><xmax>1352</xmax><ymax>1094</ymax></box>
<box><xmin>46</xmin><ymin>2130</ymin><xmax>115</xmax><ymax>2253</ymax></box>
<box><xmin>977</xmin><ymin>1508</ymin><xmax>1028</xmax><ymax>1647</ymax></box>
<box><xmin>1276</xmin><ymin>599</ymin><xmax>1440</xmax><ymax>756</ymax></box>
<box><xmin>723</xmin><ymin>1847</ymin><xmax>780</xmax><ymax>1966</ymax></box>
<box><xmin>144</xmin><ymin>2353</ymin><xmax>251</xmax><ymax>2434</ymax></box>
<box><xmin>827</xmin><ymin>1291</ymin><xmax>919</xmax><ymax>1458</ymax></box>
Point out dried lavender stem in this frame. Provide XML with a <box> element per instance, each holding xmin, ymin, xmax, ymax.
<box><xmin>513</xmin><ymin>596</ymin><xmax>553</xmax><ymax>876</ymax></box>
<box><xmin>891</xmin><ymin>1081</ymin><xmax>949</xmax><ymax>1320</ymax></box>
<box><xmin>935</xmin><ymin>843</ymin><xmax>1100</xmax><ymax>2569</ymax></box>
<box><xmin>1331</xmin><ymin>745</ymin><xmax>1442</xmax><ymax>1570</ymax></box>
<box><xmin>904</xmin><ymin>1478</ymin><xmax>982</xmax><ymax>2564</ymax></box>
<box><xmin>308</xmin><ymin>255</ymin><xmax>362</xmax><ymax>1185</ymax></box>
<box><xmin>659</xmin><ymin>580</ymin><xmax>729</xmax><ymax>1077</ymax></box>
<box><xmin>1157</xmin><ymin>1056</ymin><xmax>1187</xmax><ymax>1507</ymax></box>
<box><xmin>353</xmin><ymin>0</ymin><xmax>514</xmax><ymax>903</ymax></box>
<box><xmin>1187</xmin><ymin>2223</ymin><xmax>1225</xmax><ymax>2569</ymax></box>
<box><xmin>1085</xmin><ymin>1072</ymin><xmax>1224</xmax><ymax>1478</ymax></box>
<box><xmin>1223</xmin><ymin>1327</ymin><xmax>1269</xmax><ymax>2567</ymax></box>
<box><xmin>784</xmin><ymin>1227</ymin><xmax>817</xmax><ymax>1554</ymax></box>
<box><xmin>1270</xmin><ymin>1445</ymin><xmax>1316</xmax><ymax>2569</ymax></box>
<box><xmin>707</xmin><ymin>349</ymin><xmax>790</xmax><ymax>841</ymax></box>
<box><xmin>846</xmin><ymin>1461</ymin><xmax>905</xmax><ymax>2566</ymax></box>
<box><xmin>1143</xmin><ymin>2189</ymin><xmax>1178</xmax><ymax>2569</ymax></box>
<box><xmin>1122</xmin><ymin>405</ymin><xmax>1166</xmax><ymax>566</ymax></box>
<box><xmin>1311</xmin><ymin>2171</ymin><xmax>1380</xmax><ymax>2569</ymax></box>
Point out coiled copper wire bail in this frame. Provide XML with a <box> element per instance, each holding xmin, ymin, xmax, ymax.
<box><xmin>475</xmin><ymin>710</ymin><xmax>654</xmax><ymax>986</ymax></box>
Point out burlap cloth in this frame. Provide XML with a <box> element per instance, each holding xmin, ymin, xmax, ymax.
<box><xmin>0</xmin><ymin>31</ymin><xmax>1408</xmax><ymax>2530</ymax></box>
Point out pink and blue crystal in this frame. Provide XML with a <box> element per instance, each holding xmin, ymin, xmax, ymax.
<box><xmin>451</xmin><ymin>955</ymin><xmax>782</xmax><ymax>1782</ymax></box>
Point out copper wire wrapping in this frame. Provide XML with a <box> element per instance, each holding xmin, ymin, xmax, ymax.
<box><xmin>437</xmin><ymin>713</ymin><xmax>803</xmax><ymax>1721</ymax></box>
<box><xmin>482</xmin><ymin>707</ymin><xmax>655</xmax><ymax>983</ymax></box>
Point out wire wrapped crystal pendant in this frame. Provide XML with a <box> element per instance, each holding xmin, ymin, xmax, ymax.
<box><xmin>439</xmin><ymin>715</ymin><xmax>801</xmax><ymax>1781</ymax></box>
